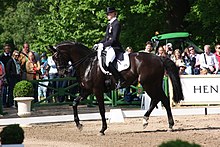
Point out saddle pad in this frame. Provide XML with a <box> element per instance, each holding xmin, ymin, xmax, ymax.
<box><xmin>97</xmin><ymin>49</ymin><xmax>130</xmax><ymax>75</ymax></box>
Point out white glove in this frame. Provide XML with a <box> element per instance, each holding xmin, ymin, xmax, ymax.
<box><xmin>97</xmin><ymin>43</ymin><xmax>104</xmax><ymax>50</ymax></box>
<box><xmin>93</xmin><ymin>44</ymin><xmax>98</xmax><ymax>50</ymax></box>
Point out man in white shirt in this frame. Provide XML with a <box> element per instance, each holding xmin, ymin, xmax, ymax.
<box><xmin>199</xmin><ymin>45</ymin><xmax>219</xmax><ymax>74</ymax></box>
<box><xmin>46</xmin><ymin>56</ymin><xmax>58</xmax><ymax>102</ymax></box>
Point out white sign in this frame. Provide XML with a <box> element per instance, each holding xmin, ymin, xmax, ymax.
<box><xmin>180</xmin><ymin>75</ymin><xmax>220</xmax><ymax>104</ymax></box>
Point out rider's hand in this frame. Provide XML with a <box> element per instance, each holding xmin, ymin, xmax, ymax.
<box><xmin>93</xmin><ymin>44</ymin><xmax>98</xmax><ymax>50</ymax></box>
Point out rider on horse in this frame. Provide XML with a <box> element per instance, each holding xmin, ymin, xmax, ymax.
<box><xmin>95</xmin><ymin>7</ymin><xmax>125</xmax><ymax>89</ymax></box>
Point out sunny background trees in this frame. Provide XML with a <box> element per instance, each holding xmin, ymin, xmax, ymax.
<box><xmin>0</xmin><ymin>0</ymin><xmax>220</xmax><ymax>53</ymax></box>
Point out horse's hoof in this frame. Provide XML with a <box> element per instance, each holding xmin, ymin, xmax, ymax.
<box><xmin>143</xmin><ymin>116</ymin><xmax>149</xmax><ymax>129</ymax></box>
<box><xmin>143</xmin><ymin>123</ymin><xmax>148</xmax><ymax>129</ymax></box>
<box><xmin>77</xmin><ymin>124</ymin><xmax>83</xmax><ymax>131</ymax></box>
<box><xmin>167</xmin><ymin>127</ymin><xmax>173</xmax><ymax>132</ymax></box>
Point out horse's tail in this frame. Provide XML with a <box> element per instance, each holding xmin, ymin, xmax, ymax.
<box><xmin>161</xmin><ymin>57</ymin><xmax>184</xmax><ymax>103</ymax></box>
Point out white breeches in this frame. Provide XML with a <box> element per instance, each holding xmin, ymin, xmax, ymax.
<box><xmin>105</xmin><ymin>47</ymin><xmax>116</xmax><ymax>67</ymax></box>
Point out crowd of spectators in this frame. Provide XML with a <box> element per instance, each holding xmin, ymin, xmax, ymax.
<box><xmin>143</xmin><ymin>41</ymin><xmax>220</xmax><ymax>76</ymax></box>
<box><xmin>0</xmin><ymin>42</ymin><xmax>77</xmax><ymax>109</ymax></box>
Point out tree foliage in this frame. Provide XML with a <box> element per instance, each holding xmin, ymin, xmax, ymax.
<box><xmin>0</xmin><ymin>0</ymin><xmax>220</xmax><ymax>53</ymax></box>
<box><xmin>185</xmin><ymin>0</ymin><xmax>220</xmax><ymax>46</ymax></box>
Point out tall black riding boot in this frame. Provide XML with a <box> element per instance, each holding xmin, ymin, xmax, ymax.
<box><xmin>108</xmin><ymin>62</ymin><xmax>125</xmax><ymax>89</ymax></box>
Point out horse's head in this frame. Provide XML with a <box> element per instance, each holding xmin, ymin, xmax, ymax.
<box><xmin>48</xmin><ymin>45</ymin><xmax>69</xmax><ymax>77</ymax></box>
<box><xmin>48</xmin><ymin>41</ymin><xmax>95</xmax><ymax>78</ymax></box>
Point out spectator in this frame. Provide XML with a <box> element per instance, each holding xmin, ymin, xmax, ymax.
<box><xmin>26</xmin><ymin>51</ymin><xmax>41</xmax><ymax>102</ymax></box>
<box><xmin>172</xmin><ymin>49</ymin><xmax>183</xmax><ymax>67</ymax></box>
<box><xmin>0</xmin><ymin>61</ymin><xmax>6</xmax><ymax>107</ymax></box>
<box><xmin>57</xmin><ymin>61</ymin><xmax>74</xmax><ymax>103</ymax></box>
<box><xmin>66</xmin><ymin>61</ymin><xmax>79</xmax><ymax>102</ymax></box>
<box><xmin>165</xmin><ymin>43</ymin><xmax>174</xmax><ymax>59</ymax></box>
<box><xmin>46</xmin><ymin>56</ymin><xmax>58</xmax><ymax>102</ymax></box>
<box><xmin>0</xmin><ymin>44</ymin><xmax>11</xmax><ymax>108</ymax></box>
<box><xmin>38</xmin><ymin>53</ymin><xmax>49</xmax><ymax>101</ymax></box>
<box><xmin>182</xmin><ymin>48</ymin><xmax>190</xmax><ymax>63</ymax></box>
<box><xmin>20</xmin><ymin>42</ymin><xmax>30</xmax><ymax>80</ymax></box>
<box><xmin>182</xmin><ymin>48</ymin><xmax>192</xmax><ymax>74</ymax></box>
<box><xmin>125</xmin><ymin>46</ymin><xmax>133</xmax><ymax>54</ymax></box>
<box><xmin>156</xmin><ymin>46</ymin><xmax>167</xmax><ymax>57</ymax></box>
<box><xmin>144</xmin><ymin>41</ymin><xmax>154</xmax><ymax>53</ymax></box>
<box><xmin>199</xmin><ymin>45</ymin><xmax>219</xmax><ymax>74</ymax></box>
<box><xmin>0</xmin><ymin>44</ymin><xmax>11</xmax><ymax>67</ymax></box>
<box><xmin>32</xmin><ymin>49</ymin><xmax>40</xmax><ymax>62</ymax></box>
<box><xmin>26</xmin><ymin>51</ymin><xmax>41</xmax><ymax>80</ymax></box>
<box><xmin>214</xmin><ymin>43</ymin><xmax>220</xmax><ymax>74</ymax></box>
<box><xmin>189</xmin><ymin>46</ymin><xmax>200</xmax><ymax>75</ymax></box>
<box><xmin>179</xmin><ymin>62</ymin><xmax>188</xmax><ymax>75</ymax></box>
<box><xmin>124</xmin><ymin>47</ymin><xmax>137</xmax><ymax>102</ymax></box>
<box><xmin>6</xmin><ymin>50</ymin><xmax>21</xmax><ymax>108</ymax></box>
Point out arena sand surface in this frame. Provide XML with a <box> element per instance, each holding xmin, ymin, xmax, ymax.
<box><xmin>1</xmin><ymin>105</ymin><xmax>220</xmax><ymax>147</ymax></box>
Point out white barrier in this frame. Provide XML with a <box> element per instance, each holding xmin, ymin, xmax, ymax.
<box><xmin>178</xmin><ymin>75</ymin><xmax>220</xmax><ymax>105</ymax></box>
<box><xmin>140</xmin><ymin>92</ymin><xmax>162</xmax><ymax>110</ymax></box>
<box><xmin>108</xmin><ymin>109</ymin><xmax>124</xmax><ymax>123</ymax></box>
<box><xmin>140</xmin><ymin>92</ymin><xmax>150</xmax><ymax>110</ymax></box>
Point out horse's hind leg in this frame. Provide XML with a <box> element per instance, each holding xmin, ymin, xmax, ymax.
<box><xmin>145</xmin><ymin>87</ymin><xmax>174</xmax><ymax>131</ymax></box>
<box><xmin>143</xmin><ymin>96</ymin><xmax>160</xmax><ymax>129</ymax></box>
<box><xmin>160</xmin><ymin>91</ymin><xmax>174</xmax><ymax>131</ymax></box>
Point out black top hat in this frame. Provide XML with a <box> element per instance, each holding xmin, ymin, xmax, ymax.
<box><xmin>106</xmin><ymin>7</ymin><xmax>116</xmax><ymax>14</ymax></box>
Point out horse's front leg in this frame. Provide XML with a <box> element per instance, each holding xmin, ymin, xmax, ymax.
<box><xmin>95</xmin><ymin>93</ymin><xmax>107</xmax><ymax>136</ymax></box>
<box><xmin>72</xmin><ymin>96</ymin><xmax>83</xmax><ymax>131</ymax></box>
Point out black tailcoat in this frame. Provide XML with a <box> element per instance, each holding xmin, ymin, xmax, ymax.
<box><xmin>100</xmin><ymin>19</ymin><xmax>124</xmax><ymax>54</ymax></box>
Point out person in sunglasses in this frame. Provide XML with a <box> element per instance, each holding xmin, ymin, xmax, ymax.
<box><xmin>6</xmin><ymin>50</ymin><xmax>21</xmax><ymax>107</ymax></box>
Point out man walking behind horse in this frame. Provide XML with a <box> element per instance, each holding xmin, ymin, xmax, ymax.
<box><xmin>95</xmin><ymin>7</ymin><xmax>125</xmax><ymax>89</ymax></box>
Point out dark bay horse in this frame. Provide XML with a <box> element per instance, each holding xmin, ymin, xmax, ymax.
<box><xmin>48</xmin><ymin>41</ymin><xmax>184</xmax><ymax>135</ymax></box>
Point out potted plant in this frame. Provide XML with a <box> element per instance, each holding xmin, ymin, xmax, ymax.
<box><xmin>13</xmin><ymin>80</ymin><xmax>34</xmax><ymax>117</ymax></box>
<box><xmin>0</xmin><ymin>124</ymin><xmax>24</xmax><ymax>147</ymax></box>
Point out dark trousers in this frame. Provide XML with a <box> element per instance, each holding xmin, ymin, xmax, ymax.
<box><xmin>57</xmin><ymin>79</ymin><xmax>67</xmax><ymax>102</ymax></box>
<box><xmin>2</xmin><ymin>86</ymin><xmax>8</xmax><ymax>107</ymax></box>
<box><xmin>8</xmin><ymin>75</ymin><xmax>21</xmax><ymax>107</ymax></box>
<box><xmin>47</xmin><ymin>73</ymin><xmax>58</xmax><ymax>102</ymax></box>
<box><xmin>33</xmin><ymin>82</ymin><xmax>38</xmax><ymax>103</ymax></box>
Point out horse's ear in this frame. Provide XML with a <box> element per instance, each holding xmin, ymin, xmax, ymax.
<box><xmin>47</xmin><ymin>45</ymin><xmax>57</xmax><ymax>53</ymax></box>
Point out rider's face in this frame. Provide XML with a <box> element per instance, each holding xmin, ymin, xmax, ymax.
<box><xmin>107</xmin><ymin>12</ymin><xmax>116</xmax><ymax>20</ymax></box>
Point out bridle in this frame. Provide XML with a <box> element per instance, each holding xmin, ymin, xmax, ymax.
<box><xmin>72</xmin><ymin>51</ymin><xmax>96</xmax><ymax>68</ymax></box>
<box><xmin>56</xmin><ymin>50</ymin><xmax>97</xmax><ymax>70</ymax></box>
